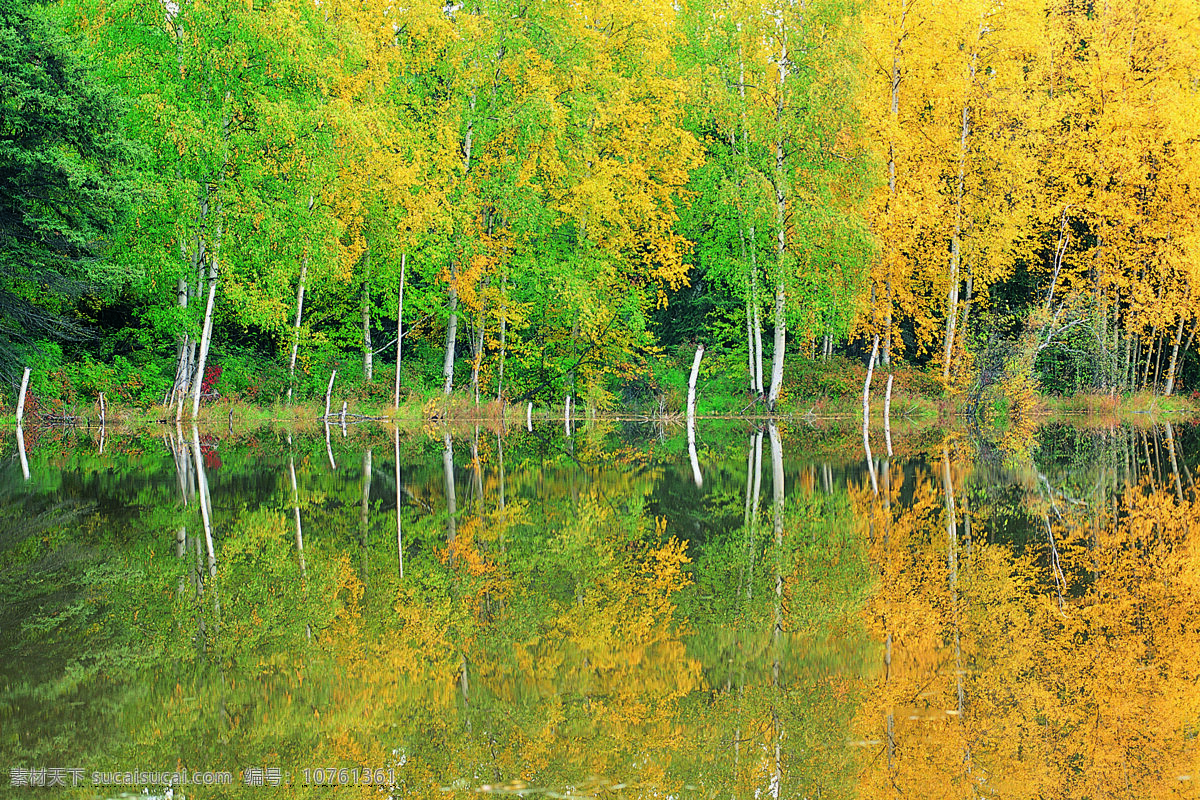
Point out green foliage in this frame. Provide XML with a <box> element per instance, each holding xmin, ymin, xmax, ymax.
<box><xmin>0</xmin><ymin>0</ymin><xmax>131</xmax><ymax>377</ymax></box>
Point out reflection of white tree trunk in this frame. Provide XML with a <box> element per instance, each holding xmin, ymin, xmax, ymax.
<box><xmin>190</xmin><ymin>426</ymin><xmax>218</xmax><ymax>582</ymax></box>
<box><xmin>16</xmin><ymin>425</ymin><xmax>29</xmax><ymax>481</ymax></box>
<box><xmin>394</xmin><ymin>428</ymin><xmax>404</xmax><ymax>578</ymax></box>
<box><xmin>768</xmin><ymin>419</ymin><xmax>784</xmax><ymax>799</ymax></box>
<box><xmin>324</xmin><ymin>422</ymin><xmax>336</xmax><ymax>470</ymax></box>
<box><xmin>884</xmin><ymin>374</ymin><xmax>894</xmax><ymax>457</ymax></box>
<box><xmin>1166</xmin><ymin>422</ymin><xmax>1184</xmax><ymax>501</ymax></box>
<box><xmin>360</xmin><ymin>448</ymin><xmax>372</xmax><ymax>587</ymax></box>
<box><xmin>444</xmin><ymin>431</ymin><xmax>457</xmax><ymax>560</ymax></box>
<box><xmin>743</xmin><ymin>434</ymin><xmax>755</xmax><ymax>526</ymax></box>
<box><xmin>288</xmin><ymin>436</ymin><xmax>307</xmax><ymax>579</ymax></box>
<box><xmin>943</xmin><ymin>446</ymin><xmax>970</xmax><ymax>775</ymax></box>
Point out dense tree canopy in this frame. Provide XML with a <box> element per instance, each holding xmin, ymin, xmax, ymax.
<box><xmin>0</xmin><ymin>0</ymin><xmax>128</xmax><ymax>377</ymax></box>
<box><xmin>4</xmin><ymin>0</ymin><xmax>1200</xmax><ymax>411</ymax></box>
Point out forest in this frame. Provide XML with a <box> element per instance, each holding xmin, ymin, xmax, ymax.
<box><xmin>2</xmin><ymin>0</ymin><xmax>1198</xmax><ymax>416</ymax></box>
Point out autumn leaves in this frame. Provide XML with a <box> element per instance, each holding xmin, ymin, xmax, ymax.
<box><xmin>858</xmin><ymin>0</ymin><xmax>1200</xmax><ymax>393</ymax></box>
<box><xmin>57</xmin><ymin>0</ymin><xmax>1200</xmax><ymax>408</ymax></box>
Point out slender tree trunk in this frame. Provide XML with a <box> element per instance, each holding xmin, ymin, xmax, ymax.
<box><xmin>750</xmin><ymin>228</ymin><xmax>764</xmax><ymax>397</ymax></box>
<box><xmin>1164</xmin><ymin>317</ymin><xmax>1185</xmax><ymax>396</ymax></box>
<box><xmin>170</xmin><ymin>277</ymin><xmax>191</xmax><ymax>408</ymax></box>
<box><xmin>15</xmin><ymin>366</ymin><xmax>31</xmax><ymax>424</ymax></box>
<box><xmin>1168</xmin><ymin>323</ymin><xmax>1198</xmax><ymax>397</ymax></box>
<box><xmin>287</xmin><ymin>195</ymin><xmax>313</xmax><ymax>404</ymax></box>
<box><xmin>687</xmin><ymin>343</ymin><xmax>705</xmax><ymax>421</ymax></box>
<box><xmin>470</xmin><ymin>310</ymin><xmax>485</xmax><ymax>405</ymax></box>
<box><xmin>767</xmin><ymin>283</ymin><xmax>786</xmax><ymax>411</ymax></box>
<box><xmin>863</xmin><ymin>335</ymin><xmax>879</xmax><ymax>437</ymax></box>
<box><xmin>394</xmin><ymin>252</ymin><xmax>406</xmax><ymax>409</ymax></box>
<box><xmin>1152</xmin><ymin>329</ymin><xmax>1166</xmax><ymax>394</ymax></box>
<box><xmin>1142</xmin><ymin>328</ymin><xmax>1158</xmax><ymax>391</ymax></box>
<box><xmin>497</xmin><ymin>285</ymin><xmax>507</xmax><ymax>402</ymax></box>
<box><xmin>746</xmin><ymin>295</ymin><xmax>756</xmax><ymax>394</ymax></box>
<box><xmin>189</xmin><ymin>250</ymin><xmax>219</xmax><ymax>419</ymax></box>
<box><xmin>443</xmin><ymin>269</ymin><xmax>459</xmax><ymax>396</ymax></box>
<box><xmin>362</xmin><ymin>241</ymin><xmax>373</xmax><ymax>383</ymax></box>
<box><xmin>943</xmin><ymin>25</ymin><xmax>981</xmax><ymax>380</ymax></box>
<box><xmin>767</xmin><ymin>18</ymin><xmax>788</xmax><ymax>412</ymax></box>
<box><xmin>882</xmin><ymin>12</ymin><xmax>905</xmax><ymax>367</ymax></box>
<box><xmin>688</xmin><ymin>344</ymin><xmax>704</xmax><ymax>488</ymax></box>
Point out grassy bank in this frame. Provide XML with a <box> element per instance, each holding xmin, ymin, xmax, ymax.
<box><xmin>3</xmin><ymin>354</ymin><xmax>1198</xmax><ymax>431</ymax></box>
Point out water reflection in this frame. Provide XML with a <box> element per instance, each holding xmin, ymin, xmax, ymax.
<box><xmin>0</xmin><ymin>422</ymin><xmax>1198</xmax><ymax>797</ymax></box>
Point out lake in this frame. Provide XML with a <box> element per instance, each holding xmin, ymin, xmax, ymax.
<box><xmin>2</xmin><ymin>419</ymin><xmax>1198</xmax><ymax>798</ymax></box>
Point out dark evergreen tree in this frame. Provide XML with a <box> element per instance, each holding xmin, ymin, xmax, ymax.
<box><xmin>0</xmin><ymin>0</ymin><xmax>129</xmax><ymax>378</ymax></box>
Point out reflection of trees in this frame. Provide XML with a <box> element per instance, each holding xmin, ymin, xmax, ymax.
<box><xmin>855</xmin><ymin>428</ymin><xmax>1200</xmax><ymax>798</ymax></box>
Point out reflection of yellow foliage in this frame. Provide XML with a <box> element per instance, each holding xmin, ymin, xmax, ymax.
<box><xmin>853</xmin><ymin>458</ymin><xmax>1200</xmax><ymax>799</ymax></box>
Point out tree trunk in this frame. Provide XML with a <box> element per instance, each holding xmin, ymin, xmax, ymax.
<box><xmin>750</xmin><ymin>227</ymin><xmax>764</xmax><ymax>397</ymax></box>
<box><xmin>189</xmin><ymin>250</ymin><xmax>219</xmax><ymax>419</ymax></box>
<box><xmin>470</xmin><ymin>309</ymin><xmax>485</xmax><ymax>405</ymax></box>
<box><xmin>688</xmin><ymin>344</ymin><xmax>704</xmax><ymax>488</ymax></box>
<box><xmin>362</xmin><ymin>243</ymin><xmax>373</xmax><ymax>383</ymax></box>
<box><xmin>687</xmin><ymin>343</ymin><xmax>705</xmax><ymax>421</ymax></box>
<box><xmin>882</xmin><ymin>7</ymin><xmax>907</xmax><ymax>367</ymax></box>
<box><xmin>287</xmin><ymin>195</ymin><xmax>313</xmax><ymax>404</ymax></box>
<box><xmin>1164</xmin><ymin>317</ymin><xmax>1185</xmax><ymax>396</ymax></box>
<box><xmin>942</xmin><ymin>26</ymin><xmax>981</xmax><ymax>380</ymax></box>
<box><xmin>16</xmin><ymin>366</ymin><xmax>31</xmax><ymax>424</ymax></box>
<box><xmin>767</xmin><ymin>19</ymin><xmax>788</xmax><ymax>412</ymax></box>
<box><xmin>746</xmin><ymin>295</ymin><xmax>756</xmax><ymax>394</ymax></box>
<box><xmin>443</xmin><ymin>269</ymin><xmax>459</xmax><ymax>396</ymax></box>
<box><xmin>884</xmin><ymin>374</ymin><xmax>894</xmax><ymax>458</ymax></box>
<box><xmin>863</xmin><ymin>335</ymin><xmax>879</xmax><ymax>436</ymax></box>
<box><xmin>767</xmin><ymin>282</ymin><xmax>786</xmax><ymax>411</ymax></box>
<box><xmin>394</xmin><ymin>252</ymin><xmax>406</xmax><ymax>409</ymax></box>
<box><xmin>170</xmin><ymin>277</ymin><xmax>191</xmax><ymax>408</ymax></box>
<box><xmin>497</xmin><ymin>287</ymin><xmax>507</xmax><ymax>402</ymax></box>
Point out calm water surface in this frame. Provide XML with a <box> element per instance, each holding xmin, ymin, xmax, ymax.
<box><xmin>1</xmin><ymin>420</ymin><xmax>1198</xmax><ymax>798</ymax></box>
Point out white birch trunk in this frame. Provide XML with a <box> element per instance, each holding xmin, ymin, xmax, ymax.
<box><xmin>688</xmin><ymin>344</ymin><xmax>704</xmax><ymax>488</ymax></box>
<box><xmin>884</xmin><ymin>374</ymin><xmax>894</xmax><ymax>457</ymax></box>
<box><xmin>394</xmin><ymin>253</ymin><xmax>406</xmax><ymax>409</ymax></box>
<box><xmin>942</xmin><ymin>25</ymin><xmax>981</xmax><ymax>380</ymax></box>
<box><xmin>324</xmin><ymin>370</ymin><xmax>337</xmax><ymax>419</ymax></box>
<box><xmin>863</xmin><ymin>336</ymin><xmax>880</xmax><ymax>495</ymax></box>
<box><xmin>1164</xmin><ymin>316</ymin><xmax>1185</xmax><ymax>396</ymax></box>
<box><xmin>687</xmin><ymin>343</ymin><xmax>704</xmax><ymax>421</ymax></box>
<box><xmin>287</xmin><ymin>196</ymin><xmax>313</xmax><ymax>403</ymax></box>
<box><xmin>443</xmin><ymin>277</ymin><xmax>459</xmax><ymax>396</ymax></box>
<box><xmin>362</xmin><ymin>242</ymin><xmax>373</xmax><ymax>383</ymax></box>
<box><xmin>767</xmin><ymin>283</ymin><xmax>786</xmax><ymax>411</ymax></box>
<box><xmin>16</xmin><ymin>366</ymin><xmax>30</xmax><ymax>423</ymax></box>
<box><xmin>497</xmin><ymin>296</ymin><xmax>507</xmax><ymax>402</ymax></box>
<box><xmin>189</xmin><ymin>252</ymin><xmax>219</xmax><ymax>419</ymax></box>
<box><xmin>767</xmin><ymin>17</ymin><xmax>788</xmax><ymax>412</ymax></box>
